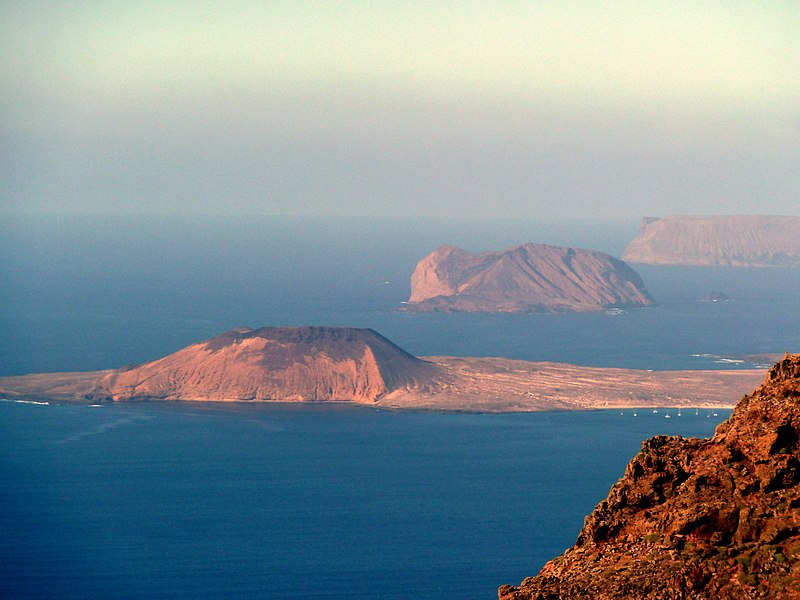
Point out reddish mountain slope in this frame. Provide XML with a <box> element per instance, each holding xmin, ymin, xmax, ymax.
<box><xmin>406</xmin><ymin>243</ymin><xmax>654</xmax><ymax>313</ymax></box>
<box><xmin>500</xmin><ymin>354</ymin><xmax>800</xmax><ymax>599</ymax></box>
<box><xmin>93</xmin><ymin>327</ymin><xmax>440</xmax><ymax>402</ymax></box>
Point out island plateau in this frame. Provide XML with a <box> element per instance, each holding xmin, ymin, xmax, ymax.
<box><xmin>622</xmin><ymin>215</ymin><xmax>800</xmax><ymax>267</ymax></box>
<box><xmin>404</xmin><ymin>243</ymin><xmax>655</xmax><ymax>313</ymax></box>
<box><xmin>0</xmin><ymin>326</ymin><xmax>761</xmax><ymax>412</ymax></box>
<box><xmin>500</xmin><ymin>354</ymin><xmax>800</xmax><ymax>599</ymax></box>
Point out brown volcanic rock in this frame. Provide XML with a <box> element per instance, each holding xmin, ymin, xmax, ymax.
<box><xmin>623</xmin><ymin>215</ymin><xmax>800</xmax><ymax>267</ymax></box>
<box><xmin>93</xmin><ymin>327</ymin><xmax>441</xmax><ymax>403</ymax></box>
<box><xmin>406</xmin><ymin>243</ymin><xmax>654</xmax><ymax>313</ymax></box>
<box><xmin>499</xmin><ymin>354</ymin><xmax>800</xmax><ymax>600</ymax></box>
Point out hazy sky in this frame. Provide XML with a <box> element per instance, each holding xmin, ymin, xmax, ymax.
<box><xmin>2</xmin><ymin>1</ymin><xmax>798</xmax><ymax>218</ymax></box>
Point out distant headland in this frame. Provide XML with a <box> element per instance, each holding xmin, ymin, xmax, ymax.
<box><xmin>0</xmin><ymin>326</ymin><xmax>761</xmax><ymax>412</ymax></box>
<box><xmin>623</xmin><ymin>215</ymin><xmax>800</xmax><ymax>267</ymax></box>
<box><xmin>403</xmin><ymin>243</ymin><xmax>655</xmax><ymax>313</ymax></box>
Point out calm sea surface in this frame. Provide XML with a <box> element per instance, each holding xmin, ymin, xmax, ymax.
<box><xmin>1</xmin><ymin>401</ymin><xmax>730</xmax><ymax>600</ymax></box>
<box><xmin>1</xmin><ymin>215</ymin><xmax>798</xmax><ymax>598</ymax></box>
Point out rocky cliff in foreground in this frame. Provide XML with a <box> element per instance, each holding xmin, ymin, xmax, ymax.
<box><xmin>622</xmin><ymin>215</ymin><xmax>800</xmax><ymax>267</ymax></box>
<box><xmin>406</xmin><ymin>243</ymin><xmax>654</xmax><ymax>313</ymax></box>
<box><xmin>500</xmin><ymin>354</ymin><xmax>800</xmax><ymax>599</ymax></box>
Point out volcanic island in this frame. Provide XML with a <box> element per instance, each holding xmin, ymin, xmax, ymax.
<box><xmin>403</xmin><ymin>243</ymin><xmax>655</xmax><ymax>313</ymax></box>
<box><xmin>0</xmin><ymin>326</ymin><xmax>762</xmax><ymax>412</ymax></box>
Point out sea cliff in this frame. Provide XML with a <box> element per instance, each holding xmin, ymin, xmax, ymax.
<box><xmin>622</xmin><ymin>215</ymin><xmax>800</xmax><ymax>267</ymax></box>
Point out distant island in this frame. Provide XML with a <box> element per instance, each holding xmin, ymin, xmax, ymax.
<box><xmin>403</xmin><ymin>243</ymin><xmax>655</xmax><ymax>313</ymax></box>
<box><xmin>499</xmin><ymin>354</ymin><xmax>800</xmax><ymax>599</ymax></box>
<box><xmin>0</xmin><ymin>326</ymin><xmax>761</xmax><ymax>412</ymax></box>
<box><xmin>622</xmin><ymin>215</ymin><xmax>800</xmax><ymax>267</ymax></box>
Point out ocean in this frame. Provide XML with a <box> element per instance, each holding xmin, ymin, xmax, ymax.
<box><xmin>1</xmin><ymin>215</ymin><xmax>799</xmax><ymax>598</ymax></box>
<box><xmin>2</xmin><ymin>401</ymin><xmax>730</xmax><ymax>599</ymax></box>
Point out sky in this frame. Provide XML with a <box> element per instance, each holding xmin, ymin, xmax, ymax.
<box><xmin>1</xmin><ymin>1</ymin><xmax>798</xmax><ymax>219</ymax></box>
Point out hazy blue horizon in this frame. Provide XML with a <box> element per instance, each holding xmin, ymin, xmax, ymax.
<box><xmin>2</xmin><ymin>2</ymin><xmax>798</xmax><ymax>219</ymax></box>
<box><xmin>2</xmin><ymin>214</ymin><xmax>799</xmax><ymax>378</ymax></box>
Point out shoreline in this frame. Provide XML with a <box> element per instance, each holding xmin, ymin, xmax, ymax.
<box><xmin>0</xmin><ymin>358</ymin><xmax>763</xmax><ymax>414</ymax></box>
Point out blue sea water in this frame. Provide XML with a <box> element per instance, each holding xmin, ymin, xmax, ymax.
<box><xmin>1</xmin><ymin>401</ymin><xmax>730</xmax><ymax>600</ymax></box>
<box><xmin>1</xmin><ymin>214</ymin><xmax>799</xmax><ymax>598</ymax></box>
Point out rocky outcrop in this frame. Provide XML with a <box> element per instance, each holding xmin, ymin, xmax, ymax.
<box><xmin>499</xmin><ymin>354</ymin><xmax>800</xmax><ymax>599</ymax></box>
<box><xmin>405</xmin><ymin>243</ymin><xmax>655</xmax><ymax>313</ymax></box>
<box><xmin>699</xmin><ymin>291</ymin><xmax>732</xmax><ymax>303</ymax></box>
<box><xmin>92</xmin><ymin>327</ymin><xmax>441</xmax><ymax>402</ymax></box>
<box><xmin>622</xmin><ymin>215</ymin><xmax>800</xmax><ymax>267</ymax></box>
